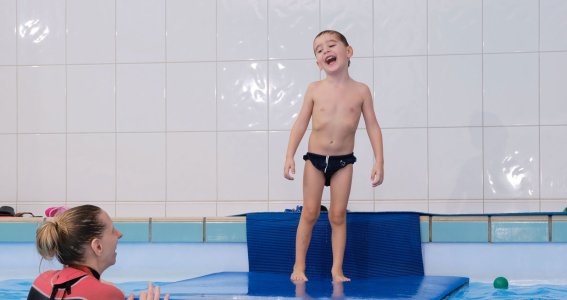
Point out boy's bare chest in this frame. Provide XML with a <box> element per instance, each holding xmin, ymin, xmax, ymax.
<box><xmin>313</xmin><ymin>96</ymin><xmax>362</xmax><ymax>117</ymax></box>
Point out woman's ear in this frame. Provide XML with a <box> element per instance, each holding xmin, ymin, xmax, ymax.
<box><xmin>90</xmin><ymin>238</ymin><xmax>103</xmax><ymax>256</ymax></box>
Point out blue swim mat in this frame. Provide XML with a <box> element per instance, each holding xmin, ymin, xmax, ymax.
<box><xmin>159</xmin><ymin>212</ymin><xmax>468</xmax><ymax>299</ymax></box>
<box><xmin>159</xmin><ymin>271</ymin><xmax>468</xmax><ymax>299</ymax></box>
<box><xmin>247</xmin><ymin>212</ymin><xmax>425</xmax><ymax>278</ymax></box>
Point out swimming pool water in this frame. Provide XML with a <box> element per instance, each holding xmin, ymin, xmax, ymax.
<box><xmin>448</xmin><ymin>282</ymin><xmax>567</xmax><ymax>300</ymax></box>
<box><xmin>3</xmin><ymin>279</ymin><xmax>567</xmax><ymax>299</ymax></box>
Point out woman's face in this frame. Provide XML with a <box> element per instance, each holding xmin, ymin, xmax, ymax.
<box><xmin>98</xmin><ymin>211</ymin><xmax>122</xmax><ymax>271</ymax></box>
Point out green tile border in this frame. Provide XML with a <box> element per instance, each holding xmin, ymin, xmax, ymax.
<box><xmin>552</xmin><ymin>216</ymin><xmax>567</xmax><ymax>243</ymax></box>
<box><xmin>152</xmin><ymin>221</ymin><xmax>203</xmax><ymax>243</ymax></box>
<box><xmin>2</xmin><ymin>214</ymin><xmax>567</xmax><ymax>243</ymax></box>
<box><xmin>0</xmin><ymin>222</ymin><xmax>39</xmax><ymax>242</ymax></box>
<box><xmin>432</xmin><ymin>221</ymin><xmax>488</xmax><ymax>243</ymax></box>
<box><xmin>420</xmin><ymin>221</ymin><xmax>429</xmax><ymax>243</ymax></box>
<box><xmin>205</xmin><ymin>221</ymin><xmax>247</xmax><ymax>243</ymax></box>
<box><xmin>491</xmin><ymin>222</ymin><xmax>548</xmax><ymax>243</ymax></box>
<box><xmin>115</xmin><ymin>221</ymin><xmax>149</xmax><ymax>242</ymax></box>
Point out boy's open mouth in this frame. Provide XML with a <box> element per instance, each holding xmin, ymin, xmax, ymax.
<box><xmin>325</xmin><ymin>56</ymin><xmax>337</xmax><ymax>65</ymax></box>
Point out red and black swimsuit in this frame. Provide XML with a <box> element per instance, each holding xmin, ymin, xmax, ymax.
<box><xmin>27</xmin><ymin>265</ymin><xmax>125</xmax><ymax>300</ymax></box>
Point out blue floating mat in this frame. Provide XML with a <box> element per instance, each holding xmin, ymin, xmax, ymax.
<box><xmin>246</xmin><ymin>212</ymin><xmax>425</xmax><ymax>278</ymax></box>
<box><xmin>160</xmin><ymin>271</ymin><xmax>468</xmax><ymax>299</ymax></box>
<box><xmin>158</xmin><ymin>212</ymin><xmax>468</xmax><ymax>299</ymax></box>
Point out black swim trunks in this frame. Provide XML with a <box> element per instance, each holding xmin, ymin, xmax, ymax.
<box><xmin>303</xmin><ymin>152</ymin><xmax>357</xmax><ymax>186</ymax></box>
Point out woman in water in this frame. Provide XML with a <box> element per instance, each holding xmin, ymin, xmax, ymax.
<box><xmin>27</xmin><ymin>204</ymin><xmax>169</xmax><ymax>300</ymax></box>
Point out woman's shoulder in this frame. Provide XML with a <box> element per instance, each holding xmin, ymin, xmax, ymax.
<box><xmin>30</xmin><ymin>269</ymin><xmax>125</xmax><ymax>300</ymax></box>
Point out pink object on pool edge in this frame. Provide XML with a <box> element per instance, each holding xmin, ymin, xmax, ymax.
<box><xmin>45</xmin><ymin>206</ymin><xmax>67</xmax><ymax>217</ymax></box>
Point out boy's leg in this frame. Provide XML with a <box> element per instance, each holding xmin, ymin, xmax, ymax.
<box><xmin>328</xmin><ymin>164</ymin><xmax>353</xmax><ymax>282</ymax></box>
<box><xmin>291</xmin><ymin>161</ymin><xmax>325</xmax><ymax>281</ymax></box>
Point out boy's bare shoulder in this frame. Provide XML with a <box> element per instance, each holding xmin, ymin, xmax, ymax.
<box><xmin>305</xmin><ymin>80</ymin><xmax>325</xmax><ymax>97</ymax></box>
<box><xmin>351</xmin><ymin>80</ymin><xmax>371</xmax><ymax>92</ymax></box>
<box><xmin>307</xmin><ymin>80</ymin><xmax>324</xmax><ymax>90</ymax></box>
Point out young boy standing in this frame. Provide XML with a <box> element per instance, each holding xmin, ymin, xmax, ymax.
<box><xmin>284</xmin><ymin>30</ymin><xmax>384</xmax><ymax>282</ymax></box>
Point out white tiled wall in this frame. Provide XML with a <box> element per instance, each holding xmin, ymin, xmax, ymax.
<box><xmin>1</xmin><ymin>0</ymin><xmax>566</xmax><ymax>217</ymax></box>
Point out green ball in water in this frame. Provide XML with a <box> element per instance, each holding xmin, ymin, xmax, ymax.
<box><xmin>493</xmin><ymin>277</ymin><xmax>509</xmax><ymax>289</ymax></box>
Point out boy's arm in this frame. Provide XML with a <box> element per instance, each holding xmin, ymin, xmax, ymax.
<box><xmin>360</xmin><ymin>84</ymin><xmax>384</xmax><ymax>187</ymax></box>
<box><xmin>284</xmin><ymin>83</ymin><xmax>315</xmax><ymax>180</ymax></box>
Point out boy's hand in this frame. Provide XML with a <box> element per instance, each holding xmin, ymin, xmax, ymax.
<box><xmin>284</xmin><ymin>158</ymin><xmax>296</xmax><ymax>180</ymax></box>
<box><xmin>371</xmin><ymin>164</ymin><xmax>384</xmax><ymax>187</ymax></box>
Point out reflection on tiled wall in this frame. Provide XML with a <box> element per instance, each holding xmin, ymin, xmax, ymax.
<box><xmin>0</xmin><ymin>0</ymin><xmax>566</xmax><ymax>217</ymax></box>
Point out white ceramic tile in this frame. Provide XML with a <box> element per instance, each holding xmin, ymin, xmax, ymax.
<box><xmin>166</xmin><ymin>202</ymin><xmax>216</xmax><ymax>217</ymax></box>
<box><xmin>217</xmin><ymin>0</ymin><xmax>267</xmax><ymax>60</ymax></box>
<box><xmin>540</xmin><ymin>126</ymin><xmax>567</xmax><ymax>199</ymax></box>
<box><xmin>18</xmin><ymin>134</ymin><xmax>66</xmax><ymax>202</ymax></box>
<box><xmin>322</xmin><ymin>185</ymin><xmax>331</xmax><ymax>202</ymax></box>
<box><xmin>268</xmin><ymin>0</ymin><xmax>318</xmax><ymax>60</ymax></box>
<box><xmin>268</xmin><ymin>131</ymin><xmax>308</xmax><ymax>201</ymax></box>
<box><xmin>67</xmin><ymin>65</ymin><xmax>115</xmax><ymax>133</ymax></box>
<box><xmin>483</xmin><ymin>0</ymin><xmax>539</xmax><ymax>53</ymax></box>
<box><xmin>375</xmin><ymin>199</ymin><xmax>429</xmax><ymax>212</ymax></box>
<box><xmin>217</xmin><ymin>132</ymin><xmax>268</xmax><ymax>201</ymax></box>
<box><xmin>217</xmin><ymin>61</ymin><xmax>268</xmax><ymax>131</ymax></box>
<box><xmin>483</xmin><ymin>199</ymin><xmax>541</xmax><ymax>213</ymax></box>
<box><xmin>67</xmin><ymin>0</ymin><xmax>115</xmax><ymax>64</ymax></box>
<box><xmin>0</xmin><ymin>0</ymin><xmax>16</xmax><ymax>65</ymax></box>
<box><xmin>428</xmin><ymin>0</ymin><xmax>482</xmax><ymax>54</ymax></box>
<box><xmin>116</xmin><ymin>64</ymin><xmax>166</xmax><ymax>132</ymax></box>
<box><xmin>67</xmin><ymin>133</ymin><xmax>116</xmax><ymax>203</ymax></box>
<box><xmin>541</xmin><ymin>0</ymin><xmax>567</xmax><ymax>51</ymax></box>
<box><xmin>116</xmin><ymin>202</ymin><xmax>166</xmax><ymax>217</ymax></box>
<box><xmin>167</xmin><ymin>132</ymin><xmax>216</xmax><ymax>202</ymax></box>
<box><xmin>484</xmin><ymin>126</ymin><xmax>539</xmax><ymax>200</ymax></box>
<box><xmin>349</xmin><ymin>57</ymin><xmax>374</xmax><ymax>104</ymax></box>
<box><xmin>374</xmin><ymin>0</ymin><xmax>427</xmax><ymax>56</ymax></box>
<box><xmin>321</xmin><ymin>0</ymin><xmax>373</xmax><ymax>58</ymax></box>
<box><xmin>374</xmin><ymin>56</ymin><xmax>427</xmax><ymax>128</ymax></box>
<box><xmin>374</xmin><ymin>128</ymin><xmax>428</xmax><ymax>200</ymax></box>
<box><xmin>348</xmin><ymin>201</ymin><xmax>375</xmax><ymax>212</ymax></box>
<box><xmin>350</xmin><ymin>130</ymin><xmax>375</xmax><ymax>201</ymax></box>
<box><xmin>116</xmin><ymin>0</ymin><xmax>165</xmax><ymax>63</ymax></box>
<box><xmin>428</xmin><ymin>55</ymin><xmax>482</xmax><ymax>127</ymax></box>
<box><xmin>0</xmin><ymin>67</ymin><xmax>17</xmax><ymax>133</ymax></box>
<box><xmin>18</xmin><ymin>66</ymin><xmax>66</xmax><ymax>133</ymax></box>
<box><xmin>429</xmin><ymin>128</ymin><xmax>483</xmax><ymax>200</ymax></box>
<box><xmin>268</xmin><ymin>60</ymin><xmax>319</xmax><ymax>130</ymax></box>
<box><xmin>116</xmin><ymin>133</ymin><xmax>166</xmax><ymax>202</ymax></box>
<box><xmin>167</xmin><ymin>62</ymin><xmax>216</xmax><ymax>131</ymax></box>
<box><xmin>17</xmin><ymin>0</ymin><xmax>65</xmax><ymax>65</ymax></box>
<box><xmin>66</xmin><ymin>202</ymin><xmax>117</xmax><ymax>217</ymax></box>
<box><xmin>167</xmin><ymin>0</ymin><xmax>216</xmax><ymax>62</ymax></box>
<box><xmin>541</xmin><ymin>200</ymin><xmax>567</xmax><ymax>212</ymax></box>
<box><xmin>540</xmin><ymin>52</ymin><xmax>567</xmax><ymax>125</ymax></box>
<box><xmin>217</xmin><ymin>202</ymin><xmax>269</xmax><ymax>216</ymax></box>
<box><xmin>0</xmin><ymin>135</ymin><xmax>17</xmax><ymax>202</ymax></box>
<box><xmin>429</xmin><ymin>200</ymin><xmax>484</xmax><ymax>214</ymax></box>
<box><xmin>483</xmin><ymin>53</ymin><xmax>539</xmax><ymax>126</ymax></box>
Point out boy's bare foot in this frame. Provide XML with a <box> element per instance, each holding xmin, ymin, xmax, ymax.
<box><xmin>291</xmin><ymin>268</ymin><xmax>309</xmax><ymax>282</ymax></box>
<box><xmin>331</xmin><ymin>270</ymin><xmax>351</xmax><ymax>282</ymax></box>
